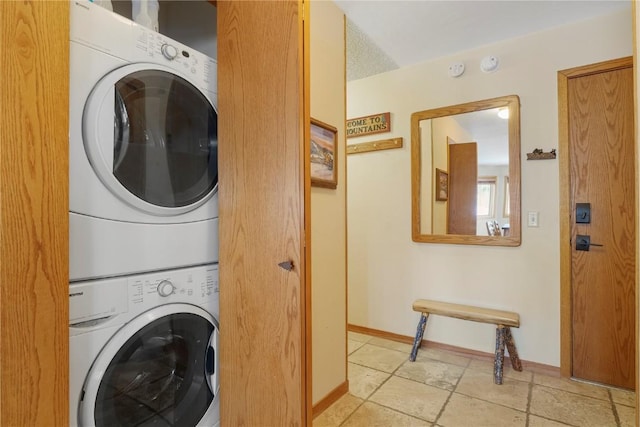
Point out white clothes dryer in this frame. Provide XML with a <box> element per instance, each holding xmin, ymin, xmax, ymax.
<box><xmin>69</xmin><ymin>264</ymin><xmax>220</xmax><ymax>427</ymax></box>
<box><xmin>69</xmin><ymin>1</ymin><xmax>219</xmax><ymax>281</ymax></box>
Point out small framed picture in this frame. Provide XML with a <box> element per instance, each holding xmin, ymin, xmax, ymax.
<box><xmin>435</xmin><ymin>168</ymin><xmax>448</xmax><ymax>201</ymax></box>
<box><xmin>310</xmin><ymin>118</ymin><xmax>338</xmax><ymax>189</ymax></box>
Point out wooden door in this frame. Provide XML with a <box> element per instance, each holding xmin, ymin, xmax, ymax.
<box><xmin>218</xmin><ymin>1</ymin><xmax>311</xmax><ymax>425</ymax></box>
<box><xmin>448</xmin><ymin>142</ymin><xmax>477</xmax><ymax>235</ymax></box>
<box><xmin>562</xmin><ymin>58</ymin><xmax>635</xmax><ymax>389</ymax></box>
<box><xmin>0</xmin><ymin>2</ymin><xmax>70</xmax><ymax>425</ymax></box>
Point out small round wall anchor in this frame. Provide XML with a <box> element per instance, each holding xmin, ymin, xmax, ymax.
<box><xmin>480</xmin><ymin>55</ymin><xmax>499</xmax><ymax>73</ymax></box>
<box><xmin>448</xmin><ymin>62</ymin><xmax>465</xmax><ymax>78</ymax></box>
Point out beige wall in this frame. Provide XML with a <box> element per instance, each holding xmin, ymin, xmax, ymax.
<box><xmin>347</xmin><ymin>9</ymin><xmax>632</xmax><ymax>367</ymax></box>
<box><xmin>310</xmin><ymin>0</ymin><xmax>347</xmax><ymax>405</ymax></box>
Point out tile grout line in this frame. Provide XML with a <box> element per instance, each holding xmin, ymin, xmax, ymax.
<box><xmin>532</xmin><ymin>379</ymin><xmax>620</xmax><ymax>403</ymax></box>
<box><xmin>336</xmin><ymin>399</ymin><xmax>365</xmax><ymax>427</ymax></box>
<box><xmin>446</xmin><ymin>364</ymin><xmax>532</xmax><ymax>416</ymax></box>
<box><xmin>351</xmin><ymin>339</ymin><xmax>466</xmax><ymax>425</ymax></box>
<box><xmin>525</xmin><ymin>376</ymin><xmax>606</xmax><ymax>427</ymax></box>
<box><xmin>337</xmin><ymin>336</ymin><xmax>373</xmax><ymax>427</ymax></box>
<box><xmin>609</xmin><ymin>388</ymin><xmax>622</xmax><ymax>427</ymax></box>
<box><xmin>525</xmin><ymin>376</ymin><xmax>533</xmax><ymax>427</ymax></box>
<box><xmin>367</xmin><ymin>354</ymin><xmax>422</xmax><ymax>405</ymax></box>
<box><xmin>344</xmin><ymin>353</ymin><xmax>432</xmax><ymax>425</ymax></box>
<box><xmin>431</xmin><ymin>351</ymin><xmax>472</xmax><ymax>425</ymax></box>
<box><xmin>341</xmin><ymin>347</ymin><xmax>423</xmax><ymax>426</ymax></box>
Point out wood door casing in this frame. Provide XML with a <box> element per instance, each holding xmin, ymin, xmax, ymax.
<box><xmin>218</xmin><ymin>1</ymin><xmax>310</xmax><ymax>425</ymax></box>
<box><xmin>0</xmin><ymin>1</ymin><xmax>70</xmax><ymax>424</ymax></box>
<box><xmin>563</xmin><ymin>59</ymin><xmax>635</xmax><ymax>389</ymax></box>
<box><xmin>447</xmin><ymin>142</ymin><xmax>478</xmax><ymax>235</ymax></box>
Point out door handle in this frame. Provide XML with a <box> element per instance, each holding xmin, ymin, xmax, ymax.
<box><xmin>278</xmin><ymin>261</ymin><xmax>294</xmax><ymax>271</ymax></box>
<box><xmin>575</xmin><ymin>234</ymin><xmax>603</xmax><ymax>251</ymax></box>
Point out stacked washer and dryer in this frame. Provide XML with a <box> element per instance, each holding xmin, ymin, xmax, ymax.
<box><xmin>68</xmin><ymin>2</ymin><xmax>220</xmax><ymax>426</ymax></box>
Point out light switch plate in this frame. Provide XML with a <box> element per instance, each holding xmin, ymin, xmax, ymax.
<box><xmin>527</xmin><ymin>211</ymin><xmax>539</xmax><ymax>227</ymax></box>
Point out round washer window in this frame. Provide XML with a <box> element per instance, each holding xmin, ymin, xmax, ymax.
<box><xmin>93</xmin><ymin>313</ymin><xmax>214</xmax><ymax>426</ymax></box>
<box><xmin>113</xmin><ymin>70</ymin><xmax>218</xmax><ymax>208</ymax></box>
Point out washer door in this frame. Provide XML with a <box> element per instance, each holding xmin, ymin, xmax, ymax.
<box><xmin>79</xmin><ymin>304</ymin><xmax>219</xmax><ymax>427</ymax></box>
<box><xmin>84</xmin><ymin>64</ymin><xmax>218</xmax><ymax>216</ymax></box>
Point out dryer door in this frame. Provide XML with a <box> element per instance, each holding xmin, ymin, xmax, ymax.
<box><xmin>84</xmin><ymin>64</ymin><xmax>218</xmax><ymax>216</ymax></box>
<box><xmin>79</xmin><ymin>304</ymin><xmax>219</xmax><ymax>427</ymax></box>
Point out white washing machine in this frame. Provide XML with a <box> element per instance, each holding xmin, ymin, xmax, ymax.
<box><xmin>69</xmin><ymin>264</ymin><xmax>220</xmax><ymax>427</ymax></box>
<box><xmin>69</xmin><ymin>1</ymin><xmax>219</xmax><ymax>281</ymax></box>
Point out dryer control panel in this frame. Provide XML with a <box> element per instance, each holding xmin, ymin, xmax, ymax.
<box><xmin>70</xmin><ymin>0</ymin><xmax>217</xmax><ymax>93</ymax></box>
<box><xmin>133</xmin><ymin>27</ymin><xmax>217</xmax><ymax>90</ymax></box>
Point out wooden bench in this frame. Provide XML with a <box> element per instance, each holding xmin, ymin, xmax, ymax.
<box><xmin>410</xmin><ymin>299</ymin><xmax>522</xmax><ymax>385</ymax></box>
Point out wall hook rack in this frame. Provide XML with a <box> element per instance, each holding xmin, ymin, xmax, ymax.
<box><xmin>526</xmin><ymin>148</ymin><xmax>556</xmax><ymax>160</ymax></box>
<box><xmin>347</xmin><ymin>137</ymin><xmax>403</xmax><ymax>155</ymax></box>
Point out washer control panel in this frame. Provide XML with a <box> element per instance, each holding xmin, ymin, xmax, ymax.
<box><xmin>129</xmin><ymin>264</ymin><xmax>218</xmax><ymax>308</ymax></box>
<box><xmin>70</xmin><ymin>264</ymin><xmax>219</xmax><ymax>328</ymax></box>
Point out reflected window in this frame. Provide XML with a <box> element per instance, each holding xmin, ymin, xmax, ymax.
<box><xmin>477</xmin><ymin>176</ymin><xmax>497</xmax><ymax>217</ymax></box>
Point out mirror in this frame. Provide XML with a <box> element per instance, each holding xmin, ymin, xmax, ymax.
<box><xmin>411</xmin><ymin>95</ymin><xmax>521</xmax><ymax>246</ymax></box>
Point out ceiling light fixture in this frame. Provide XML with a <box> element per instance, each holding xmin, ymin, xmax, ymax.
<box><xmin>498</xmin><ymin>107</ymin><xmax>509</xmax><ymax>119</ymax></box>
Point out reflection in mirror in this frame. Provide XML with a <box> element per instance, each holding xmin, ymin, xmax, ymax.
<box><xmin>428</xmin><ymin>111</ymin><xmax>508</xmax><ymax>235</ymax></box>
<box><xmin>411</xmin><ymin>95</ymin><xmax>521</xmax><ymax>246</ymax></box>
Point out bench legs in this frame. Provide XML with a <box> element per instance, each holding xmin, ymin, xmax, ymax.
<box><xmin>409</xmin><ymin>313</ymin><xmax>429</xmax><ymax>361</ymax></box>
<box><xmin>494</xmin><ymin>326</ymin><xmax>523</xmax><ymax>384</ymax></box>
<box><xmin>494</xmin><ymin>326</ymin><xmax>506</xmax><ymax>384</ymax></box>
<box><xmin>505</xmin><ymin>327</ymin><xmax>522</xmax><ymax>372</ymax></box>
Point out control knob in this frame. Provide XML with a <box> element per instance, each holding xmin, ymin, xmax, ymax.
<box><xmin>157</xmin><ymin>280</ymin><xmax>175</xmax><ymax>297</ymax></box>
<box><xmin>161</xmin><ymin>44</ymin><xmax>178</xmax><ymax>60</ymax></box>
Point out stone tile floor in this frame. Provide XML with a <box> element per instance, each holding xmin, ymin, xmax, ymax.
<box><xmin>314</xmin><ymin>332</ymin><xmax>636</xmax><ymax>427</ymax></box>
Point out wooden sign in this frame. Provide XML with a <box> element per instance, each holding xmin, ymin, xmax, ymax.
<box><xmin>346</xmin><ymin>112</ymin><xmax>391</xmax><ymax>138</ymax></box>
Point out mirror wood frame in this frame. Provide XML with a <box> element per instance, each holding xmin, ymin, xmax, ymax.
<box><xmin>411</xmin><ymin>95</ymin><xmax>521</xmax><ymax>246</ymax></box>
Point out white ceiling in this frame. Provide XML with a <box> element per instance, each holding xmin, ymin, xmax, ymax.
<box><xmin>335</xmin><ymin>0</ymin><xmax>631</xmax><ymax>81</ymax></box>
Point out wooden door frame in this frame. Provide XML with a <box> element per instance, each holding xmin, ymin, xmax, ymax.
<box><xmin>303</xmin><ymin>0</ymin><xmax>313</xmax><ymax>421</ymax></box>
<box><xmin>558</xmin><ymin>56</ymin><xmax>634</xmax><ymax>378</ymax></box>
